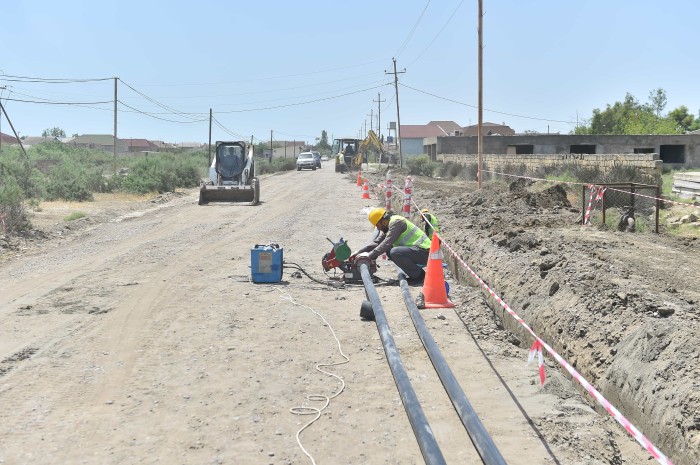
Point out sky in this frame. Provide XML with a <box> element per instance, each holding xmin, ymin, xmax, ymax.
<box><xmin>2</xmin><ymin>0</ymin><xmax>700</xmax><ymax>146</ymax></box>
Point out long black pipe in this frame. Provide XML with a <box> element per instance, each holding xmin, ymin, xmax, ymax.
<box><xmin>398</xmin><ymin>272</ymin><xmax>508</xmax><ymax>465</ymax></box>
<box><xmin>358</xmin><ymin>261</ymin><xmax>447</xmax><ymax>465</ymax></box>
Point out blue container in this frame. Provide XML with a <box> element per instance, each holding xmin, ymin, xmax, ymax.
<box><xmin>251</xmin><ymin>244</ymin><xmax>283</xmax><ymax>283</ymax></box>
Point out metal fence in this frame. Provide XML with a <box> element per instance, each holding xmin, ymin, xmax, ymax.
<box><xmin>582</xmin><ymin>183</ymin><xmax>660</xmax><ymax>233</ymax></box>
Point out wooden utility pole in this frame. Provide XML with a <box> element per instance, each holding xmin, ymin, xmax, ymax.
<box><xmin>208</xmin><ymin>108</ymin><xmax>212</xmax><ymax>166</ymax></box>
<box><xmin>477</xmin><ymin>0</ymin><xmax>483</xmax><ymax>188</ymax></box>
<box><xmin>269</xmin><ymin>130</ymin><xmax>273</xmax><ymax>163</ymax></box>
<box><xmin>373</xmin><ymin>93</ymin><xmax>385</xmax><ymax>143</ymax></box>
<box><xmin>386</xmin><ymin>58</ymin><xmax>406</xmax><ymax>168</ymax></box>
<box><xmin>113</xmin><ymin>77</ymin><xmax>118</xmax><ymax>175</ymax></box>
<box><xmin>0</xmin><ymin>99</ymin><xmax>28</xmax><ymax>159</ymax></box>
<box><xmin>367</xmin><ymin>109</ymin><xmax>373</xmax><ymax>135</ymax></box>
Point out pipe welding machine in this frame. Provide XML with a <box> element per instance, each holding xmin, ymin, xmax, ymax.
<box><xmin>321</xmin><ymin>237</ymin><xmax>377</xmax><ymax>284</ymax></box>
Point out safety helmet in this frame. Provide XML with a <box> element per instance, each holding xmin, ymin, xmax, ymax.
<box><xmin>368</xmin><ymin>207</ymin><xmax>387</xmax><ymax>226</ymax></box>
<box><xmin>420</xmin><ymin>208</ymin><xmax>429</xmax><ymax>213</ymax></box>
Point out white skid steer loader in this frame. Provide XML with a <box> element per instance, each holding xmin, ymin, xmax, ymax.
<box><xmin>199</xmin><ymin>141</ymin><xmax>260</xmax><ymax>205</ymax></box>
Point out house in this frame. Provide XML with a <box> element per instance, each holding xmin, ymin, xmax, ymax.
<box><xmin>462</xmin><ymin>122</ymin><xmax>516</xmax><ymax>136</ymax></box>
<box><xmin>0</xmin><ymin>132</ymin><xmax>19</xmax><ymax>145</ymax></box>
<box><xmin>68</xmin><ymin>134</ymin><xmax>127</xmax><ymax>153</ymax></box>
<box><xmin>400</xmin><ymin>121</ymin><xmax>461</xmax><ymax>156</ymax></box>
<box><xmin>179</xmin><ymin>141</ymin><xmax>204</xmax><ymax>150</ymax></box>
<box><xmin>122</xmin><ymin>138</ymin><xmax>157</xmax><ymax>153</ymax></box>
<box><xmin>22</xmin><ymin>136</ymin><xmax>56</xmax><ymax>148</ymax></box>
<box><xmin>269</xmin><ymin>141</ymin><xmax>306</xmax><ymax>159</ymax></box>
<box><xmin>423</xmin><ymin>133</ymin><xmax>700</xmax><ymax>168</ymax></box>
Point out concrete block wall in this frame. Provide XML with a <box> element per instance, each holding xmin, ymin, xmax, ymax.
<box><xmin>437</xmin><ymin>153</ymin><xmax>663</xmax><ymax>179</ymax></box>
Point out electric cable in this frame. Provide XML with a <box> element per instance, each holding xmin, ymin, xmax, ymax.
<box><xmin>278</xmin><ymin>292</ymin><xmax>350</xmax><ymax>465</ymax></box>
<box><xmin>400</xmin><ymin>82</ymin><xmax>578</xmax><ymax>124</ymax></box>
<box><xmin>0</xmin><ymin>73</ymin><xmax>113</xmax><ymax>83</ymax></box>
<box><xmin>117</xmin><ymin>100</ymin><xmax>207</xmax><ymax>124</ymax></box>
<box><xmin>406</xmin><ymin>0</ymin><xmax>465</xmax><ymax>69</ymax></box>
<box><xmin>395</xmin><ymin>0</ymin><xmax>432</xmax><ymax>58</ymax></box>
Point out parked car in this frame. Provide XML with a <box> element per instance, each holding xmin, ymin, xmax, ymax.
<box><xmin>321</xmin><ymin>155</ymin><xmax>329</xmax><ymax>162</ymax></box>
<box><xmin>296</xmin><ymin>152</ymin><xmax>317</xmax><ymax>171</ymax></box>
<box><xmin>311</xmin><ymin>151</ymin><xmax>322</xmax><ymax>168</ymax></box>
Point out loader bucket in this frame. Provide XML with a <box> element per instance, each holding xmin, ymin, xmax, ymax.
<box><xmin>198</xmin><ymin>178</ymin><xmax>260</xmax><ymax>205</ymax></box>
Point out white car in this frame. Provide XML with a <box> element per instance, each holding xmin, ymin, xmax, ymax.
<box><xmin>296</xmin><ymin>152</ymin><xmax>317</xmax><ymax>171</ymax></box>
<box><xmin>320</xmin><ymin>155</ymin><xmax>329</xmax><ymax>162</ymax></box>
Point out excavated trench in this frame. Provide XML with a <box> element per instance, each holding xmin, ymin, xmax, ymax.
<box><xmin>400</xmin><ymin>175</ymin><xmax>700</xmax><ymax>465</ymax></box>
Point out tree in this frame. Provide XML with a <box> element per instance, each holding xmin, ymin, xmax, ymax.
<box><xmin>668</xmin><ymin>106</ymin><xmax>696</xmax><ymax>132</ymax></box>
<box><xmin>648</xmin><ymin>88</ymin><xmax>667</xmax><ymax>117</ymax></box>
<box><xmin>316</xmin><ymin>130</ymin><xmax>331</xmax><ymax>151</ymax></box>
<box><xmin>42</xmin><ymin>127</ymin><xmax>66</xmax><ymax>138</ymax></box>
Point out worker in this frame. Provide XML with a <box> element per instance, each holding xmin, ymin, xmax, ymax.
<box><xmin>351</xmin><ymin>207</ymin><xmax>431</xmax><ymax>285</ymax></box>
<box><xmin>345</xmin><ymin>143</ymin><xmax>355</xmax><ymax>157</ymax></box>
<box><xmin>420</xmin><ymin>208</ymin><xmax>439</xmax><ymax>239</ymax></box>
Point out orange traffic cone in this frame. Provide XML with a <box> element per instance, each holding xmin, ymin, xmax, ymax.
<box><xmin>361</xmin><ymin>179</ymin><xmax>370</xmax><ymax>199</ymax></box>
<box><xmin>357</xmin><ymin>170</ymin><xmax>363</xmax><ymax>186</ymax></box>
<box><xmin>422</xmin><ymin>234</ymin><xmax>454</xmax><ymax>308</ymax></box>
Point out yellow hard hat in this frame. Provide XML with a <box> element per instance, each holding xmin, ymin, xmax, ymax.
<box><xmin>368</xmin><ymin>207</ymin><xmax>387</xmax><ymax>226</ymax></box>
<box><xmin>421</xmin><ymin>208</ymin><xmax>429</xmax><ymax>213</ymax></box>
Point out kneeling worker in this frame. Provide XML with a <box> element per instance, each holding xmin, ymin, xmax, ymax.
<box><xmin>420</xmin><ymin>208</ymin><xmax>439</xmax><ymax>239</ymax></box>
<box><xmin>351</xmin><ymin>208</ymin><xmax>431</xmax><ymax>284</ymax></box>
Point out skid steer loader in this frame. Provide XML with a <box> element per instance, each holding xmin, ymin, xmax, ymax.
<box><xmin>199</xmin><ymin>141</ymin><xmax>260</xmax><ymax>205</ymax></box>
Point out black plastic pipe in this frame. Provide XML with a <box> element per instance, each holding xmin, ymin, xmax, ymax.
<box><xmin>398</xmin><ymin>271</ymin><xmax>508</xmax><ymax>465</ymax></box>
<box><xmin>358</xmin><ymin>261</ymin><xmax>447</xmax><ymax>465</ymax></box>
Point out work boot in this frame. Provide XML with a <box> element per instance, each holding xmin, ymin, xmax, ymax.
<box><xmin>406</xmin><ymin>270</ymin><xmax>425</xmax><ymax>286</ymax></box>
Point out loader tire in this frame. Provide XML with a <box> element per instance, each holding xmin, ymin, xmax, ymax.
<box><xmin>252</xmin><ymin>178</ymin><xmax>260</xmax><ymax>205</ymax></box>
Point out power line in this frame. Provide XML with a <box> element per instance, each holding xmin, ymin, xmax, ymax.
<box><xmin>406</xmin><ymin>0</ymin><xmax>465</xmax><ymax>69</ymax></box>
<box><xmin>4</xmin><ymin>96</ymin><xmax>112</xmax><ymax>105</ymax></box>
<box><xmin>0</xmin><ymin>73</ymin><xmax>113</xmax><ymax>83</ymax></box>
<box><xmin>213</xmin><ymin>84</ymin><xmax>388</xmax><ymax>114</ymax></box>
<box><xmin>399</xmin><ymin>83</ymin><xmax>577</xmax><ymax>124</ymax></box>
<box><xmin>395</xmin><ymin>0</ymin><xmax>432</xmax><ymax>58</ymax></box>
<box><xmin>118</xmin><ymin>78</ymin><xmax>201</xmax><ymax>121</ymax></box>
<box><xmin>118</xmin><ymin>100</ymin><xmax>207</xmax><ymax>124</ymax></box>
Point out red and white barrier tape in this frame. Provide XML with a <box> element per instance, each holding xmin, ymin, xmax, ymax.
<box><xmin>436</xmin><ymin>232</ymin><xmax>673</xmax><ymax>465</ymax></box>
<box><xmin>583</xmin><ymin>185</ymin><xmax>607</xmax><ymax>225</ymax></box>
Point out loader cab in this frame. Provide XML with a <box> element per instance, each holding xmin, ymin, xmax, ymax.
<box><xmin>332</xmin><ymin>138</ymin><xmax>360</xmax><ymax>172</ymax></box>
<box><xmin>216</xmin><ymin>142</ymin><xmax>247</xmax><ymax>183</ymax></box>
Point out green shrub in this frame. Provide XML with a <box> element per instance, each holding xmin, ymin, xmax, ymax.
<box><xmin>119</xmin><ymin>154</ymin><xmax>202</xmax><ymax>194</ymax></box>
<box><xmin>0</xmin><ymin>173</ymin><xmax>29</xmax><ymax>235</ymax></box>
<box><xmin>45</xmin><ymin>161</ymin><xmax>94</xmax><ymax>201</ymax></box>
<box><xmin>255</xmin><ymin>157</ymin><xmax>297</xmax><ymax>175</ymax></box>
<box><xmin>64</xmin><ymin>211</ymin><xmax>87</xmax><ymax>221</ymax></box>
<box><xmin>406</xmin><ymin>155</ymin><xmax>438</xmax><ymax>177</ymax></box>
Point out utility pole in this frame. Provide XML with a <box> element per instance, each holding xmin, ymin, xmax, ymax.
<box><xmin>386</xmin><ymin>58</ymin><xmax>406</xmax><ymax>168</ymax></box>
<box><xmin>373</xmin><ymin>93</ymin><xmax>385</xmax><ymax>143</ymax></box>
<box><xmin>363</xmin><ymin>120</ymin><xmax>368</xmax><ymax>139</ymax></box>
<box><xmin>269</xmin><ymin>130</ymin><xmax>273</xmax><ymax>164</ymax></box>
<box><xmin>208</xmin><ymin>109</ymin><xmax>212</xmax><ymax>166</ymax></box>
<box><xmin>0</xmin><ymin>85</ymin><xmax>5</xmax><ymax>153</ymax></box>
<box><xmin>0</xmin><ymin>99</ymin><xmax>28</xmax><ymax>159</ymax></box>
<box><xmin>477</xmin><ymin>0</ymin><xmax>483</xmax><ymax>188</ymax></box>
<box><xmin>113</xmin><ymin>77</ymin><xmax>118</xmax><ymax>176</ymax></box>
<box><xmin>367</xmin><ymin>109</ymin><xmax>374</xmax><ymax>135</ymax></box>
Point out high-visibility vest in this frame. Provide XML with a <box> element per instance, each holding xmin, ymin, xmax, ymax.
<box><xmin>389</xmin><ymin>215</ymin><xmax>431</xmax><ymax>249</ymax></box>
<box><xmin>425</xmin><ymin>213</ymin><xmax>439</xmax><ymax>237</ymax></box>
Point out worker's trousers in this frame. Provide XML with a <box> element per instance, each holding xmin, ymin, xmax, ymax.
<box><xmin>387</xmin><ymin>246</ymin><xmax>430</xmax><ymax>279</ymax></box>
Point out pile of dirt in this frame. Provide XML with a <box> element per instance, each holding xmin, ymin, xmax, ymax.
<box><xmin>374</xmin><ymin>172</ymin><xmax>699</xmax><ymax>465</ymax></box>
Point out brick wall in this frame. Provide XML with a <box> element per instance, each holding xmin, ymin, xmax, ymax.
<box><xmin>437</xmin><ymin>153</ymin><xmax>663</xmax><ymax>179</ymax></box>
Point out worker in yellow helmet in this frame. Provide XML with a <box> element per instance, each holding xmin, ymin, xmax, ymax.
<box><xmin>350</xmin><ymin>207</ymin><xmax>432</xmax><ymax>285</ymax></box>
<box><xmin>420</xmin><ymin>208</ymin><xmax>439</xmax><ymax>239</ymax></box>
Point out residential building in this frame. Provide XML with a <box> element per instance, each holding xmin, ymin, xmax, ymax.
<box><xmin>462</xmin><ymin>122</ymin><xmax>516</xmax><ymax>136</ymax></box>
<box><xmin>68</xmin><ymin>134</ymin><xmax>127</xmax><ymax>153</ymax></box>
<box><xmin>400</xmin><ymin>121</ymin><xmax>461</xmax><ymax>157</ymax></box>
<box><xmin>0</xmin><ymin>132</ymin><xmax>19</xmax><ymax>146</ymax></box>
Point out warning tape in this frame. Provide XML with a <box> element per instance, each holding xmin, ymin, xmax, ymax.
<box><xmin>405</xmin><ymin>194</ymin><xmax>674</xmax><ymax>465</ymax></box>
<box><xmin>436</xmin><ymin>231</ymin><xmax>673</xmax><ymax>465</ymax></box>
<box><xmin>583</xmin><ymin>185</ymin><xmax>607</xmax><ymax>225</ymax></box>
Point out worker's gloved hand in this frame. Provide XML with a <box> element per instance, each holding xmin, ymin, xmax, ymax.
<box><xmin>356</xmin><ymin>252</ymin><xmax>371</xmax><ymax>260</ymax></box>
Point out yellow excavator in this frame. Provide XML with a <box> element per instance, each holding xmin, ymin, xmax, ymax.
<box><xmin>358</xmin><ymin>130</ymin><xmax>386</xmax><ymax>164</ymax></box>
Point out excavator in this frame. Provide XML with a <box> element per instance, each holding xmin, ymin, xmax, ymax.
<box><xmin>198</xmin><ymin>141</ymin><xmax>260</xmax><ymax>205</ymax></box>
<box><xmin>358</xmin><ymin>130</ymin><xmax>386</xmax><ymax>164</ymax></box>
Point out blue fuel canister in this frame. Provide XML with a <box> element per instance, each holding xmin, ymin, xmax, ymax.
<box><xmin>251</xmin><ymin>244</ymin><xmax>283</xmax><ymax>283</ymax></box>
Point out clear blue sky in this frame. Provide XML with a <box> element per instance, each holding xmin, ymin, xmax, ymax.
<box><xmin>2</xmin><ymin>0</ymin><xmax>699</xmax><ymax>145</ymax></box>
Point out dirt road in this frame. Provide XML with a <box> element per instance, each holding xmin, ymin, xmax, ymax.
<box><xmin>0</xmin><ymin>165</ymin><xmax>654</xmax><ymax>464</ymax></box>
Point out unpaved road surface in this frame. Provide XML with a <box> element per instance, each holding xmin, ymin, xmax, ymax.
<box><xmin>0</xmin><ymin>165</ymin><xmax>667</xmax><ymax>464</ymax></box>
